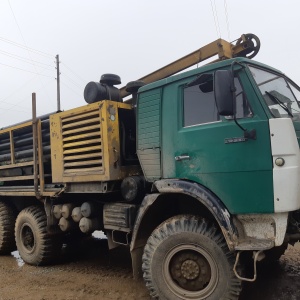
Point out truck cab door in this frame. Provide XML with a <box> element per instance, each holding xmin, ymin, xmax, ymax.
<box><xmin>161</xmin><ymin>71</ymin><xmax>273</xmax><ymax>214</ymax></box>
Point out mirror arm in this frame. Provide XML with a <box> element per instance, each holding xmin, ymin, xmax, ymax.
<box><xmin>233</xmin><ymin>115</ymin><xmax>246</xmax><ymax>131</ymax></box>
<box><xmin>233</xmin><ymin>116</ymin><xmax>256</xmax><ymax>140</ymax></box>
<box><xmin>244</xmin><ymin>129</ymin><xmax>257</xmax><ymax>140</ymax></box>
<box><xmin>230</xmin><ymin>61</ymin><xmax>256</xmax><ymax>140</ymax></box>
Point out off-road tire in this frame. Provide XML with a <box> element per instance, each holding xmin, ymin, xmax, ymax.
<box><xmin>0</xmin><ymin>202</ymin><xmax>16</xmax><ymax>254</ymax></box>
<box><xmin>142</xmin><ymin>215</ymin><xmax>241</xmax><ymax>300</ymax></box>
<box><xmin>15</xmin><ymin>206</ymin><xmax>62</xmax><ymax>265</ymax></box>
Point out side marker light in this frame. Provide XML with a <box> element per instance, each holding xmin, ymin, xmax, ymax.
<box><xmin>275</xmin><ymin>158</ymin><xmax>285</xmax><ymax>167</ymax></box>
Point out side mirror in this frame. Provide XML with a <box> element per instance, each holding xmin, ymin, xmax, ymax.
<box><xmin>214</xmin><ymin>70</ymin><xmax>235</xmax><ymax>116</ymax></box>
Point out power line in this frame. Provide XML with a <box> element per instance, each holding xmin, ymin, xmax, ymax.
<box><xmin>224</xmin><ymin>0</ymin><xmax>231</xmax><ymax>41</ymax></box>
<box><xmin>0</xmin><ymin>49</ymin><xmax>54</xmax><ymax>70</ymax></box>
<box><xmin>0</xmin><ymin>62</ymin><xmax>54</xmax><ymax>78</ymax></box>
<box><xmin>61</xmin><ymin>62</ymin><xmax>87</xmax><ymax>84</ymax></box>
<box><xmin>213</xmin><ymin>0</ymin><xmax>221</xmax><ymax>38</ymax></box>
<box><xmin>0</xmin><ymin>97</ymin><xmax>34</xmax><ymax>110</ymax></box>
<box><xmin>61</xmin><ymin>80</ymin><xmax>83</xmax><ymax>98</ymax></box>
<box><xmin>0</xmin><ymin>104</ymin><xmax>48</xmax><ymax>119</ymax></box>
<box><xmin>0</xmin><ymin>98</ymin><xmax>36</xmax><ymax>113</ymax></box>
<box><xmin>210</xmin><ymin>0</ymin><xmax>221</xmax><ymax>38</ymax></box>
<box><xmin>62</xmin><ymin>72</ymin><xmax>83</xmax><ymax>90</ymax></box>
<box><xmin>0</xmin><ymin>37</ymin><xmax>54</xmax><ymax>58</ymax></box>
<box><xmin>0</xmin><ymin>97</ymin><xmax>34</xmax><ymax>115</ymax></box>
<box><xmin>0</xmin><ymin>105</ymin><xmax>30</xmax><ymax>114</ymax></box>
<box><xmin>0</xmin><ymin>77</ymin><xmax>55</xmax><ymax>117</ymax></box>
<box><xmin>0</xmin><ymin>75</ymin><xmax>37</xmax><ymax>104</ymax></box>
<box><xmin>0</xmin><ymin>97</ymin><xmax>31</xmax><ymax>110</ymax></box>
<box><xmin>7</xmin><ymin>0</ymin><xmax>53</xmax><ymax>103</ymax></box>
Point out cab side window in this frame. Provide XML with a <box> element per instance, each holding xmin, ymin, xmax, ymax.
<box><xmin>183</xmin><ymin>74</ymin><xmax>252</xmax><ymax>127</ymax></box>
<box><xmin>183</xmin><ymin>75</ymin><xmax>218</xmax><ymax>127</ymax></box>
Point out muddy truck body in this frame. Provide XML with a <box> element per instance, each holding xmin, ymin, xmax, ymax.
<box><xmin>1</xmin><ymin>34</ymin><xmax>300</xmax><ymax>299</ymax></box>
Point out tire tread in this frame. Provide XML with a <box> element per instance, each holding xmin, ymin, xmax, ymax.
<box><xmin>0</xmin><ymin>202</ymin><xmax>16</xmax><ymax>254</ymax></box>
<box><xmin>15</xmin><ymin>206</ymin><xmax>61</xmax><ymax>265</ymax></box>
<box><xmin>142</xmin><ymin>215</ymin><xmax>241</xmax><ymax>300</ymax></box>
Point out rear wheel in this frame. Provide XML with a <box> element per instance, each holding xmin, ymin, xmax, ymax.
<box><xmin>142</xmin><ymin>215</ymin><xmax>241</xmax><ymax>300</ymax></box>
<box><xmin>0</xmin><ymin>201</ymin><xmax>16</xmax><ymax>254</ymax></box>
<box><xmin>15</xmin><ymin>206</ymin><xmax>62</xmax><ymax>265</ymax></box>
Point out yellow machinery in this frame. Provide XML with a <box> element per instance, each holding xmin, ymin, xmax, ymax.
<box><xmin>50</xmin><ymin>100</ymin><xmax>140</xmax><ymax>184</ymax></box>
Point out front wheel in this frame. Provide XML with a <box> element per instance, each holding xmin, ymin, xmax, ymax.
<box><xmin>142</xmin><ymin>215</ymin><xmax>241</xmax><ymax>300</ymax></box>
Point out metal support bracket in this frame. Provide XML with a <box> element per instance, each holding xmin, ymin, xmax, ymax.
<box><xmin>233</xmin><ymin>250</ymin><xmax>264</xmax><ymax>282</ymax></box>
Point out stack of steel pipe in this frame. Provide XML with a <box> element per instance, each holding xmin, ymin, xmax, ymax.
<box><xmin>79</xmin><ymin>202</ymin><xmax>101</xmax><ymax>233</ymax></box>
<box><xmin>0</xmin><ymin>114</ymin><xmax>52</xmax><ymax>165</ymax></box>
<box><xmin>53</xmin><ymin>202</ymin><xmax>101</xmax><ymax>233</ymax></box>
<box><xmin>58</xmin><ymin>203</ymin><xmax>76</xmax><ymax>232</ymax></box>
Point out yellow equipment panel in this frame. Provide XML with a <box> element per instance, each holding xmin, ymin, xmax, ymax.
<box><xmin>50</xmin><ymin>100</ymin><xmax>138</xmax><ymax>183</ymax></box>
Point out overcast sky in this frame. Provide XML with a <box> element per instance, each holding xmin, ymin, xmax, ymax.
<box><xmin>0</xmin><ymin>0</ymin><xmax>299</xmax><ymax>126</ymax></box>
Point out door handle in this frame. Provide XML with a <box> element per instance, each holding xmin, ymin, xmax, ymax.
<box><xmin>175</xmin><ymin>155</ymin><xmax>190</xmax><ymax>161</ymax></box>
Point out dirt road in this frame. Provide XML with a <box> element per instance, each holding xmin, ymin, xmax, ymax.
<box><xmin>0</xmin><ymin>235</ymin><xmax>299</xmax><ymax>300</ymax></box>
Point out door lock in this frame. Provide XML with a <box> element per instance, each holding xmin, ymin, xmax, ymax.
<box><xmin>175</xmin><ymin>155</ymin><xmax>190</xmax><ymax>161</ymax></box>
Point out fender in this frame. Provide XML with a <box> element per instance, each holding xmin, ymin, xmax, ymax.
<box><xmin>131</xmin><ymin>179</ymin><xmax>238</xmax><ymax>252</ymax></box>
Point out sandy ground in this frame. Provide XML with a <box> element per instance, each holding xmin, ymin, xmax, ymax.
<box><xmin>0</xmin><ymin>235</ymin><xmax>299</xmax><ymax>300</ymax></box>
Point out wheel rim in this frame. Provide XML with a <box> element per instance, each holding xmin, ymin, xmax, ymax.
<box><xmin>163</xmin><ymin>244</ymin><xmax>218</xmax><ymax>299</ymax></box>
<box><xmin>20</xmin><ymin>223</ymin><xmax>35</xmax><ymax>253</ymax></box>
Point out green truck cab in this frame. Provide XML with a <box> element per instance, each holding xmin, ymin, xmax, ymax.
<box><xmin>133</xmin><ymin>57</ymin><xmax>300</xmax><ymax>299</ymax></box>
<box><xmin>137</xmin><ymin>58</ymin><xmax>300</xmax><ymax>214</ymax></box>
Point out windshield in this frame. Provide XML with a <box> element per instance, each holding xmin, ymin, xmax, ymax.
<box><xmin>249</xmin><ymin>66</ymin><xmax>300</xmax><ymax>120</ymax></box>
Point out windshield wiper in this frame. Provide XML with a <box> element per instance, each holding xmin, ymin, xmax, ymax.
<box><xmin>265</xmin><ymin>91</ymin><xmax>294</xmax><ymax>118</ymax></box>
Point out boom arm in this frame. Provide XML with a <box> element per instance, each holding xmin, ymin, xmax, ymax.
<box><xmin>120</xmin><ymin>33</ymin><xmax>260</xmax><ymax>98</ymax></box>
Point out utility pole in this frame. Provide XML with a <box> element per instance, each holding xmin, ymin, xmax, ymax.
<box><xmin>55</xmin><ymin>54</ymin><xmax>61</xmax><ymax>111</ymax></box>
